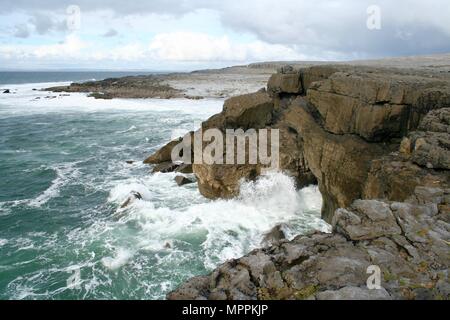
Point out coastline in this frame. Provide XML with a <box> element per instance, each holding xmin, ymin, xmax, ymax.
<box><xmin>2</xmin><ymin>53</ymin><xmax>449</xmax><ymax>300</ymax></box>
<box><xmin>137</xmin><ymin>55</ymin><xmax>450</xmax><ymax>300</ymax></box>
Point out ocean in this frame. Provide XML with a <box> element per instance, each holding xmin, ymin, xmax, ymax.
<box><xmin>0</xmin><ymin>72</ymin><xmax>329</xmax><ymax>300</ymax></box>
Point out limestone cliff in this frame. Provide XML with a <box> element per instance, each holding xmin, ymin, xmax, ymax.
<box><xmin>144</xmin><ymin>65</ymin><xmax>450</xmax><ymax>300</ymax></box>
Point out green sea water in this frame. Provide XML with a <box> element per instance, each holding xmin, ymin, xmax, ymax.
<box><xmin>0</xmin><ymin>75</ymin><xmax>329</xmax><ymax>300</ymax></box>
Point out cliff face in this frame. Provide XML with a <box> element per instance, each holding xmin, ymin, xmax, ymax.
<box><xmin>170</xmin><ymin>66</ymin><xmax>449</xmax><ymax>222</ymax></box>
<box><xmin>144</xmin><ymin>65</ymin><xmax>450</xmax><ymax>300</ymax></box>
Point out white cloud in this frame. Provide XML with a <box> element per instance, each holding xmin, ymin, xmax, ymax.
<box><xmin>0</xmin><ymin>31</ymin><xmax>303</xmax><ymax>64</ymax></box>
<box><xmin>33</xmin><ymin>34</ymin><xmax>85</xmax><ymax>58</ymax></box>
<box><xmin>0</xmin><ymin>34</ymin><xmax>86</xmax><ymax>60</ymax></box>
<box><xmin>148</xmin><ymin>32</ymin><xmax>303</xmax><ymax>62</ymax></box>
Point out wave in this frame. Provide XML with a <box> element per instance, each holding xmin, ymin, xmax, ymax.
<box><xmin>106</xmin><ymin>171</ymin><xmax>329</xmax><ymax>270</ymax></box>
<box><xmin>0</xmin><ymin>81</ymin><xmax>223</xmax><ymax>118</ymax></box>
<box><xmin>0</xmin><ymin>162</ymin><xmax>81</xmax><ymax>211</ymax></box>
<box><xmin>117</xmin><ymin>125</ymin><xmax>137</xmax><ymax>134</ymax></box>
<box><xmin>28</xmin><ymin>163</ymin><xmax>80</xmax><ymax>208</ymax></box>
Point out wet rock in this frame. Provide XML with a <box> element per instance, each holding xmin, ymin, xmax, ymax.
<box><xmin>120</xmin><ymin>191</ymin><xmax>142</xmax><ymax>209</ymax></box>
<box><xmin>3</xmin><ymin>89</ymin><xmax>10</xmax><ymax>94</ymax></box>
<box><xmin>175</xmin><ymin>163</ymin><xmax>193</xmax><ymax>174</ymax></box>
<box><xmin>126</xmin><ymin>160</ymin><xmax>135</xmax><ymax>165</ymax></box>
<box><xmin>144</xmin><ymin>132</ymin><xmax>194</xmax><ymax>165</ymax></box>
<box><xmin>144</xmin><ymin>139</ymin><xmax>183</xmax><ymax>165</ymax></box>
<box><xmin>175</xmin><ymin>175</ymin><xmax>194</xmax><ymax>186</ymax></box>
<box><xmin>152</xmin><ymin>162</ymin><xmax>180</xmax><ymax>173</ymax></box>
<box><xmin>164</xmin><ymin>241</ymin><xmax>173</xmax><ymax>249</ymax></box>
<box><xmin>166</xmin><ymin>276</ymin><xmax>210</xmax><ymax>300</ymax></box>
<box><xmin>261</xmin><ymin>224</ymin><xmax>287</xmax><ymax>246</ymax></box>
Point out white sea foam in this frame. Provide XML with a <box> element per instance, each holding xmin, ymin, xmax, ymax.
<box><xmin>0</xmin><ymin>239</ymin><xmax>8</xmax><ymax>247</ymax></box>
<box><xmin>0</xmin><ymin>81</ymin><xmax>223</xmax><ymax>118</ymax></box>
<box><xmin>106</xmin><ymin>171</ymin><xmax>329</xmax><ymax>270</ymax></box>
<box><xmin>28</xmin><ymin>162</ymin><xmax>80</xmax><ymax>208</ymax></box>
<box><xmin>117</xmin><ymin>125</ymin><xmax>137</xmax><ymax>134</ymax></box>
<box><xmin>101</xmin><ymin>248</ymin><xmax>134</xmax><ymax>271</ymax></box>
<box><xmin>0</xmin><ymin>81</ymin><xmax>329</xmax><ymax>299</ymax></box>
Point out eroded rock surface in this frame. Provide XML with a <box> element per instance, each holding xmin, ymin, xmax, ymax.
<box><xmin>145</xmin><ymin>65</ymin><xmax>450</xmax><ymax>221</ymax></box>
<box><xmin>144</xmin><ymin>65</ymin><xmax>450</xmax><ymax>300</ymax></box>
<box><xmin>168</xmin><ymin>187</ymin><xmax>450</xmax><ymax>300</ymax></box>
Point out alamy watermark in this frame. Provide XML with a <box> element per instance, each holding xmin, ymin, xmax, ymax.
<box><xmin>170</xmin><ymin>128</ymin><xmax>280</xmax><ymax>170</ymax></box>
<box><xmin>367</xmin><ymin>265</ymin><xmax>382</xmax><ymax>290</ymax></box>
<box><xmin>367</xmin><ymin>5</ymin><xmax>382</xmax><ymax>30</ymax></box>
<box><xmin>66</xmin><ymin>5</ymin><xmax>81</xmax><ymax>32</ymax></box>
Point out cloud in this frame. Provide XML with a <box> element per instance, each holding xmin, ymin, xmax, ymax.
<box><xmin>0</xmin><ymin>31</ymin><xmax>302</xmax><ymax>64</ymax></box>
<box><xmin>103</xmin><ymin>29</ymin><xmax>118</xmax><ymax>37</ymax></box>
<box><xmin>30</xmin><ymin>13</ymin><xmax>54</xmax><ymax>35</ymax></box>
<box><xmin>33</xmin><ymin>34</ymin><xmax>85</xmax><ymax>58</ymax></box>
<box><xmin>1</xmin><ymin>0</ymin><xmax>450</xmax><ymax>67</ymax></box>
<box><xmin>147</xmin><ymin>32</ymin><xmax>303</xmax><ymax>62</ymax></box>
<box><xmin>13</xmin><ymin>24</ymin><xmax>30</xmax><ymax>38</ymax></box>
<box><xmin>0</xmin><ymin>34</ymin><xmax>86</xmax><ymax>60</ymax></box>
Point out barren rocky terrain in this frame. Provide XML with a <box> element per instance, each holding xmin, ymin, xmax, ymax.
<box><xmin>48</xmin><ymin>54</ymin><xmax>450</xmax><ymax>300</ymax></box>
<box><xmin>142</xmin><ymin>56</ymin><xmax>450</xmax><ymax>300</ymax></box>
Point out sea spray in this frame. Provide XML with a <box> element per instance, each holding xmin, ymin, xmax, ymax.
<box><xmin>0</xmin><ymin>81</ymin><xmax>328</xmax><ymax>300</ymax></box>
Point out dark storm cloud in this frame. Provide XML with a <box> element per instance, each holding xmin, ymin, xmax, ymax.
<box><xmin>1</xmin><ymin>0</ymin><xmax>450</xmax><ymax>58</ymax></box>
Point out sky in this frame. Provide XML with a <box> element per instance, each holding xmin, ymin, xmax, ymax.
<box><xmin>0</xmin><ymin>0</ymin><xmax>449</xmax><ymax>71</ymax></box>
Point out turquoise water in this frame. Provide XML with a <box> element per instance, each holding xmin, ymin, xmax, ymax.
<box><xmin>0</xmin><ymin>77</ymin><xmax>329</xmax><ymax>300</ymax></box>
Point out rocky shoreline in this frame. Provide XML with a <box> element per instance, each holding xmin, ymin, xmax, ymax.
<box><xmin>45</xmin><ymin>66</ymin><xmax>276</xmax><ymax>100</ymax></box>
<box><xmin>143</xmin><ymin>63</ymin><xmax>449</xmax><ymax>300</ymax></box>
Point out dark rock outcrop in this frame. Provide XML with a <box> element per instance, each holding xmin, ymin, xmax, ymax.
<box><xmin>120</xmin><ymin>191</ymin><xmax>142</xmax><ymax>209</ymax></box>
<box><xmin>168</xmin><ymin>187</ymin><xmax>450</xmax><ymax>300</ymax></box>
<box><xmin>45</xmin><ymin>75</ymin><xmax>183</xmax><ymax>99</ymax></box>
<box><xmin>261</xmin><ymin>224</ymin><xmax>287</xmax><ymax>246</ymax></box>
<box><xmin>175</xmin><ymin>175</ymin><xmax>194</xmax><ymax>186</ymax></box>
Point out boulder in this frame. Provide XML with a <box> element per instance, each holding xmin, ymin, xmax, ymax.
<box><xmin>144</xmin><ymin>132</ymin><xmax>195</xmax><ymax>165</ymax></box>
<box><xmin>267</xmin><ymin>72</ymin><xmax>303</xmax><ymax>96</ymax></box>
<box><xmin>175</xmin><ymin>163</ymin><xmax>193</xmax><ymax>174</ymax></box>
<box><xmin>152</xmin><ymin>162</ymin><xmax>180</xmax><ymax>173</ymax></box>
<box><xmin>175</xmin><ymin>175</ymin><xmax>194</xmax><ymax>186</ymax></box>
<box><xmin>222</xmin><ymin>92</ymin><xmax>274</xmax><ymax>129</ymax></box>
<box><xmin>144</xmin><ymin>139</ymin><xmax>183</xmax><ymax>165</ymax></box>
<box><xmin>120</xmin><ymin>191</ymin><xmax>142</xmax><ymax>209</ymax></box>
<box><xmin>3</xmin><ymin>89</ymin><xmax>10</xmax><ymax>94</ymax></box>
<box><xmin>407</xmin><ymin>108</ymin><xmax>450</xmax><ymax>170</ymax></box>
<box><xmin>194</xmin><ymin>163</ymin><xmax>260</xmax><ymax>199</ymax></box>
<box><xmin>261</xmin><ymin>224</ymin><xmax>287</xmax><ymax>246</ymax></box>
<box><xmin>333</xmin><ymin>200</ymin><xmax>401</xmax><ymax>240</ymax></box>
